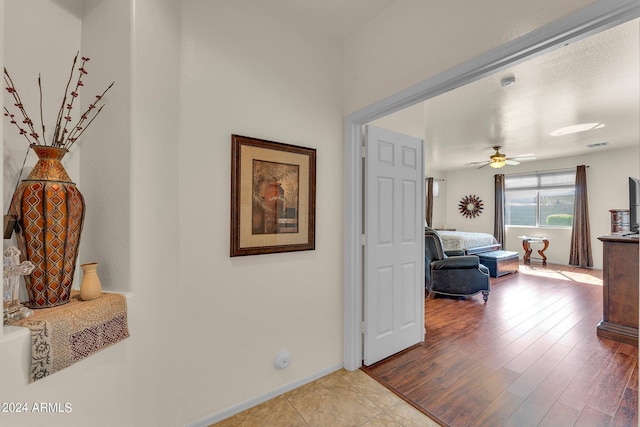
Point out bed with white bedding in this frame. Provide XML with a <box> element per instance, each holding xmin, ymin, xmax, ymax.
<box><xmin>435</xmin><ymin>230</ymin><xmax>500</xmax><ymax>254</ymax></box>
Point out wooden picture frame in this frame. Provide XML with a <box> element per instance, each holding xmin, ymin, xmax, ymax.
<box><xmin>230</xmin><ymin>134</ymin><xmax>316</xmax><ymax>256</ymax></box>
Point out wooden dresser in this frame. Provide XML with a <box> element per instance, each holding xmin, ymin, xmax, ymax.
<box><xmin>597</xmin><ymin>235</ymin><xmax>639</xmax><ymax>346</ymax></box>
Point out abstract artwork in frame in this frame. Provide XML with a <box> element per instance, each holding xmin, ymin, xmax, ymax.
<box><xmin>230</xmin><ymin>134</ymin><xmax>316</xmax><ymax>256</ymax></box>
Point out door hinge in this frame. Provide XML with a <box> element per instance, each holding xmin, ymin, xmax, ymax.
<box><xmin>361</xmin><ymin>321</ymin><xmax>366</xmax><ymax>333</ymax></box>
<box><xmin>361</xmin><ymin>234</ymin><xmax>366</xmax><ymax>245</ymax></box>
<box><xmin>361</xmin><ymin>146</ymin><xmax>366</xmax><ymax>158</ymax></box>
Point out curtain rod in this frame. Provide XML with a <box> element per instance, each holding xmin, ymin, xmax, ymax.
<box><xmin>503</xmin><ymin>166</ymin><xmax>589</xmax><ymax>176</ymax></box>
<box><xmin>426</xmin><ymin>177</ymin><xmax>445</xmax><ymax>181</ymax></box>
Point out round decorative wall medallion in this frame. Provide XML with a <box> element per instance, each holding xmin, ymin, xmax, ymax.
<box><xmin>458</xmin><ymin>195</ymin><xmax>483</xmax><ymax>218</ymax></box>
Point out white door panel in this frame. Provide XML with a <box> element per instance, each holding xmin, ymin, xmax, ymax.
<box><xmin>364</xmin><ymin>125</ymin><xmax>424</xmax><ymax>366</ymax></box>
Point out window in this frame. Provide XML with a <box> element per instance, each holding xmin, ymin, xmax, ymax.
<box><xmin>505</xmin><ymin>170</ymin><xmax>576</xmax><ymax>227</ymax></box>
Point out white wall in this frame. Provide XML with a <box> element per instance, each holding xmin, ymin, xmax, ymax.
<box><xmin>129</xmin><ymin>0</ymin><xmax>182</xmax><ymax>424</ymax></box>
<box><xmin>442</xmin><ymin>145</ymin><xmax>640</xmax><ymax>268</ymax></box>
<box><xmin>79</xmin><ymin>0</ymin><xmax>132</xmax><ymax>291</ymax></box>
<box><xmin>177</xmin><ymin>1</ymin><xmax>345</xmax><ymax>422</ymax></box>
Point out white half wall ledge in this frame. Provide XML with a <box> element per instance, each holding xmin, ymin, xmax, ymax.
<box><xmin>0</xmin><ymin>292</ymin><xmax>134</xmax><ymax>371</ymax></box>
<box><xmin>343</xmin><ymin>0</ymin><xmax>640</xmax><ymax>372</ymax></box>
<box><xmin>0</xmin><ymin>325</ymin><xmax>30</xmax><ymax>343</ymax></box>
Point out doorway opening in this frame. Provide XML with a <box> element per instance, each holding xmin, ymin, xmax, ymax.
<box><xmin>344</xmin><ymin>1</ymin><xmax>640</xmax><ymax>370</ymax></box>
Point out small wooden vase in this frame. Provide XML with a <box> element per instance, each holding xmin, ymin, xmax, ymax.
<box><xmin>80</xmin><ymin>262</ymin><xmax>102</xmax><ymax>301</ymax></box>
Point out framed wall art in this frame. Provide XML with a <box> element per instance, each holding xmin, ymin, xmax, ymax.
<box><xmin>458</xmin><ymin>194</ymin><xmax>483</xmax><ymax>219</ymax></box>
<box><xmin>230</xmin><ymin>134</ymin><xmax>316</xmax><ymax>256</ymax></box>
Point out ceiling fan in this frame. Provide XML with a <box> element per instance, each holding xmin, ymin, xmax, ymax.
<box><xmin>465</xmin><ymin>146</ymin><xmax>536</xmax><ymax>169</ymax></box>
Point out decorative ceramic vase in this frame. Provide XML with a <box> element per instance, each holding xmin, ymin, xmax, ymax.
<box><xmin>8</xmin><ymin>145</ymin><xmax>85</xmax><ymax>308</ymax></box>
<box><xmin>80</xmin><ymin>262</ymin><xmax>101</xmax><ymax>301</ymax></box>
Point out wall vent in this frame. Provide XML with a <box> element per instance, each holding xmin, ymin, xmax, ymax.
<box><xmin>586</xmin><ymin>142</ymin><xmax>609</xmax><ymax>148</ymax></box>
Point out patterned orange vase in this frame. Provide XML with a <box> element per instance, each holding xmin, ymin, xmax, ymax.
<box><xmin>8</xmin><ymin>145</ymin><xmax>85</xmax><ymax>308</ymax></box>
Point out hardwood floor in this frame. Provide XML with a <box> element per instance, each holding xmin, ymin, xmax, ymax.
<box><xmin>363</xmin><ymin>263</ymin><xmax>639</xmax><ymax>427</ymax></box>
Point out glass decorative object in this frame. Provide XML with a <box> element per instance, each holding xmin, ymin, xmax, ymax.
<box><xmin>3</xmin><ymin>246</ymin><xmax>35</xmax><ymax>325</ymax></box>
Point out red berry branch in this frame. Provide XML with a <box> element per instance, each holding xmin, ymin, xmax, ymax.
<box><xmin>3</xmin><ymin>69</ymin><xmax>41</xmax><ymax>144</ymax></box>
<box><xmin>3</xmin><ymin>52</ymin><xmax>114</xmax><ymax>149</ymax></box>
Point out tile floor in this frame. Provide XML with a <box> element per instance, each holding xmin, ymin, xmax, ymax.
<box><xmin>211</xmin><ymin>369</ymin><xmax>439</xmax><ymax>426</ymax></box>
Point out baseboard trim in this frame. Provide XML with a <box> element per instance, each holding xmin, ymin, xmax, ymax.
<box><xmin>185</xmin><ymin>362</ymin><xmax>344</xmax><ymax>427</ymax></box>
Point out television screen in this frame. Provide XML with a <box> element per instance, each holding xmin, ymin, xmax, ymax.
<box><xmin>630</xmin><ymin>177</ymin><xmax>640</xmax><ymax>233</ymax></box>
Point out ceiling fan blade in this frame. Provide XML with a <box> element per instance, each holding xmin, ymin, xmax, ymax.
<box><xmin>509</xmin><ymin>156</ymin><xmax>536</xmax><ymax>161</ymax></box>
<box><xmin>465</xmin><ymin>151</ymin><xmax>536</xmax><ymax>168</ymax></box>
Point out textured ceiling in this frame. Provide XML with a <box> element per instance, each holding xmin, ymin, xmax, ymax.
<box><xmin>371</xmin><ymin>18</ymin><xmax>640</xmax><ymax>171</ymax></box>
<box><xmin>260</xmin><ymin>0</ymin><xmax>396</xmax><ymax>41</ymax></box>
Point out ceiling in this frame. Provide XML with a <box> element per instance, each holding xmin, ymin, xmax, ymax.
<box><xmin>371</xmin><ymin>18</ymin><xmax>640</xmax><ymax>171</ymax></box>
<box><xmin>260</xmin><ymin>0</ymin><xmax>396</xmax><ymax>41</ymax></box>
<box><xmin>260</xmin><ymin>2</ymin><xmax>639</xmax><ymax>172</ymax></box>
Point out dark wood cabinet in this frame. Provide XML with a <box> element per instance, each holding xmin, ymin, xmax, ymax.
<box><xmin>597</xmin><ymin>235</ymin><xmax>639</xmax><ymax>345</ymax></box>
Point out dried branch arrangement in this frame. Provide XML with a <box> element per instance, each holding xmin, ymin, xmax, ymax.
<box><xmin>3</xmin><ymin>52</ymin><xmax>114</xmax><ymax>150</ymax></box>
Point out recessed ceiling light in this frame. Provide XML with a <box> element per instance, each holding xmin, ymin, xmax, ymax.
<box><xmin>550</xmin><ymin>123</ymin><xmax>605</xmax><ymax>136</ymax></box>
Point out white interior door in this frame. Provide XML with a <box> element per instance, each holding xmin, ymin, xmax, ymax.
<box><xmin>363</xmin><ymin>125</ymin><xmax>425</xmax><ymax>366</ymax></box>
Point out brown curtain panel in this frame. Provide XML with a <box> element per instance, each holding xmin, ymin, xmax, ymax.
<box><xmin>569</xmin><ymin>165</ymin><xmax>593</xmax><ymax>267</ymax></box>
<box><xmin>494</xmin><ymin>174</ymin><xmax>505</xmax><ymax>248</ymax></box>
<box><xmin>426</xmin><ymin>177</ymin><xmax>434</xmax><ymax>227</ymax></box>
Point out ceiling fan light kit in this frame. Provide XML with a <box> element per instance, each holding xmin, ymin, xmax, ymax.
<box><xmin>489</xmin><ymin>147</ymin><xmax>507</xmax><ymax>168</ymax></box>
<box><xmin>466</xmin><ymin>145</ymin><xmax>535</xmax><ymax>169</ymax></box>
